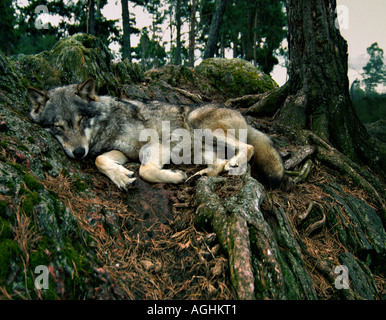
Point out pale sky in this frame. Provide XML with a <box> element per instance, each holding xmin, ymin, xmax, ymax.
<box><xmin>338</xmin><ymin>0</ymin><xmax>386</xmax><ymax>85</ymax></box>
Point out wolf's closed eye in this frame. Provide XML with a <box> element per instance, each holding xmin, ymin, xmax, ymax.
<box><xmin>54</xmin><ymin>124</ymin><xmax>65</xmax><ymax>131</ymax></box>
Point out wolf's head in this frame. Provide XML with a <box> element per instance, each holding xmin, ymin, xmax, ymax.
<box><xmin>27</xmin><ymin>78</ymin><xmax>100</xmax><ymax>159</ymax></box>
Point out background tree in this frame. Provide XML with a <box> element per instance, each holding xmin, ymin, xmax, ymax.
<box><xmin>134</xmin><ymin>28</ymin><xmax>167</xmax><ymax>68</ymax></box>
<box><xmin>350</xmin><ymin>43</ymin><xmax>386</xmax><ymax>124</ymax></box>
<box><xmin>254</xmin><ymin>0</ymin><xmax>385</xmax><ymax>174</ymax></box>
<box><xmin>0</xmin><ymin>0</ymin><xmax>17</xmax><ymax>55</ymax></box>
<box><xmin>13</xmin><ymin>0</ymin><xmax>60</xmax><ymax>55</ymax></box>
<box><xmin>362</xmin><ymin>42</ymin><xmax>386</xmax><ymax>94</ymax></box>
<box><xmin>88</xmin><ymin>0</ymin><xmax>96</xmax><ymax>35</ymax></box>
<box><xmin>203</xmin><ymin>0</ymin><xmax>228</xmax><ymax>59</ymax></box>
<box><xmin>198</xmin><ymin>0</ymin><xmax>286</xmax><ymax>74</ymax></box>
<box><xmin>188</xmin><ymin>0</ymin><xmax>198</xmax><ymax>67</ymax></box>
<box><xmin>121</xmin><ymin>0</ymin><xmax>131</xmax><ymax>60</ymax></box>
<box><xmin>175</xmin><ymin>0</ymin><xmax>182</xmax><ymax>65</ymax></box>
<box><xmin>10</xmin><ymin>0</ymin><xmax>120</xmax><ymax>55</ymax></box>
<box><xmin>225</xmin><ymin>0</ymin><xmax>286</xmax><ymax>74</ymax></box>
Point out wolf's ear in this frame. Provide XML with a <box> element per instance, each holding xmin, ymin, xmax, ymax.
<box><xmin>76</xmin><ymin>78</ymin><xmax>99</xmax><ymax>101</ymax></box>
<box><xmin>27</xmin><ymin>87</ymin><xmax>49</xmax><ymax>120</ymax></box>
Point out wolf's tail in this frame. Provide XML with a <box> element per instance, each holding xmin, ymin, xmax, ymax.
<box><xmin>247</xmin><ymin>125</ymin><xmax>284</xmax><ymax>188</ymax></box>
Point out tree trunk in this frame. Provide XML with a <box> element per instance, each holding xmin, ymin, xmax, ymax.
<box><xmin>253</xmin><ymin>8</ymin><xmax>258</xmax><ymax>67</ymax></box>
<box><xmin>121</xmin><ymin>0</ymin><xmax>131</xmax><ymax>61</ymax></box>
<box><xmin>276</xmin><ymin>0</ymin><xmax>384</xmax><ymax>174</ymax></box>
<box><xmin>175</xmin><ymin>0</ymin><xmax>182</xmax><ymax>65</ymax></box>
<box><xmin>203</xmin><ymin>0</ymin><xmax>228</xmax><ymax>59</ymax></box>
<box><xmin>88</xmin><ymin>0</ymin><xmax>95</xmax><ymax>35</ymax></box>
<box><xmin>189</xmin><ymin>0</ymin><xmax>198</xmax><ymax>67</ymax></box>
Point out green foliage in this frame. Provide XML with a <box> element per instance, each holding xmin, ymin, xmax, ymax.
<box><xmin>4</xmin><ymin>0</ymin><xmax>287</xmax><ymax>75</ymax></box>
<box><xmin>351</xmin><ymin>86</ymin><xmax>386</xmax><ymax>124</ymax></box>
<box><xmin>362</xmin><ymin>42</ymin><xmax>386</xmax><ymax>93</ymax></box>
<box><xmin>7</xmin><ymin>0</ymin><xmax>120</xmax><ymax>56</ymax></box>
<box><xmin>198</xmin><ymin>0</ymin><xmax>287</xmax><ymax>73</ymax></box>
<box><xmin>350</xmin><ymin>43</ymin><xmax>386</xmax><ymax>124</ymax></box>
<box><xmin>0</xmin><ymin>0</ymin><xmax>17</xmax><ymax>55</ymax></box>
<box><xmin>134</xmin><ymin>29</ymin><xmax>167</xmax><ymax>69</ymax></box>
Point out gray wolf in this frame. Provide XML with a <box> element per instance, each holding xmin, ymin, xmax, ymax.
<box><xmin>27</xmin><ymin>78</ymin><xmax>284</xmax><ymax>189</ymax></box>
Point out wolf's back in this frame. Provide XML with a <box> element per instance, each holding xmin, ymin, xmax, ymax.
<box><xmin>247</xmin><ymin>126</ymin><xmax>284</xmax><ymax>188</ymax></box>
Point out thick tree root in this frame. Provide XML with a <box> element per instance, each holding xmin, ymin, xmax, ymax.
<box><xmin>194</xmin><ymin>172</ymin><xmax>317</xmax><ymax>299</ymax></box>
<box><xmin>303</xmin><ymin>131</ymin><xmax>386</xmax><ymax>226</ymax></box>
<box><xmin>243</xmin><ymin>82</ymin><xmax>289</xmax><ymax>117</ymax></box>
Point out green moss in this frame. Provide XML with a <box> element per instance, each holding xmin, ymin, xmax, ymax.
<box><xmin>0</xmin><ymin>200</ymin><xmax>8</xmax><ymax>218</ymax></box>
<box><xmin>41</xmin><ymin>285</ymin><xmax>59</xmax><ymax>300</ymax></box>
<box><xmin>0</xmin><ymin>83</ymin><xmax>13</xmax><ymax>93</ymax></box>
<box><xmin>27</xmin><ymin>136</ymin><xmax>35</xmax><ymax>144</ymax></box>
<box><xmin>196</xmin><ymin>58</ymin><xmax>277</xmax><ymax>99</ymax></box>
<box><xmin>0</xmin><ymin>239</ymin><xmax>21</xmax><ymax>280</ymax></box>
<box><xmin>8</xmin><ymin>162</ymin><xmax>26</xmax><ymax>173</ymax></box>
<box><xmin>21</xmin><ymin>192</ymin><xmax>42</xmax><ymax>216</ymax></box>
<box><xmin>42</xmin><ymin>161</ymin><xmax>53</xmax><ymax>171</ymax></box>
<box><xmin>0</xmin><ymin>141</ymin><xmax>9</xmax><ymax>148</ymax></box>
<box><xmin>61</xmin><ymin>168</ymin><xmax>70</xmax><ymax>177</ymax></box>
<box><xmin>17</xmin><ymin>143</ymin><xmax>29</xmax><ymax>152</ymax></box>
<box><xmin>0</xmin><ymin>217</ymin><xmax>12</xmax><ymax>240</ymax></box>
<box><xmin>73</xmin><ymin>178</ymin><xmax>88</xmax><ymax>192</ymax></box>
<box><xmin>23</xmin><ymin>173</ymin><xmax>44</xmax><ymax>191</ymax></box>
<box><xmin>62</xmin><ymin>238</ymin><xmax>91</xmax><ymax>296</ymax></box>
<box><xmin>30</xmin><ymin>237</ymin><xmax>54</xmax><ymax>267</ymax></box>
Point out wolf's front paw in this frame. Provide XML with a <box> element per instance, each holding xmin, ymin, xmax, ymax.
<box><xmin>111</xmin><ymin>167</ymin><xmax>136</xmax><ymax>190</ymax></box>
<box><xmin>112</xmin><ymin>175</ymin><xmax>136</xmax><ymax>190</ymax></box>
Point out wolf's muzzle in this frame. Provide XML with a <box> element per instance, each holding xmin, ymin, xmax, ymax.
<box><xmin>73</xmin><ymin>147</ymin><xmax>86</xmax><ymax>159</ymax></box>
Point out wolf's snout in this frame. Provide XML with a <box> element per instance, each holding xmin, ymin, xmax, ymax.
<box><xmin>73</xmin><ymin>147</ymin><xmax>86</xmax><ymax>159</ymax></box>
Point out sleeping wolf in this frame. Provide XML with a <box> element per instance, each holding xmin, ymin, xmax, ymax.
<box><xmin>27</xmin><ymin>78</ymin><xmax>284</xmax><ymax>189</ymax></box>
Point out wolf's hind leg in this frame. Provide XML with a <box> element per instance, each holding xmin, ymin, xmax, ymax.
<box><xmin>95</xmin><ymin>150</ymin><xmax>136</xmax><ymax>190</ymax></box>
<box><xmin>139</xmin><ymin>162</ymin><xmax>187</xmax><ymax>184</ymax></box>
<box><xmin>186</xmin><ymin>158</ymin><xmax>228</xmax><ymax>183</ymax></box>
<box><xmin>139</xmin><ymin>142</ymin><xmax>187</xmax><ymax>184</ymax></box>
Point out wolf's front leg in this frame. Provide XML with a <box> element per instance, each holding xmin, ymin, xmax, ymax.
<box><xmin>95</xmin><ymin>150</ymin><xmax>136</xmax><ymax>190</ymax></box>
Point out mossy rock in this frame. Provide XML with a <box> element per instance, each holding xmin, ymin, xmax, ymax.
<box><xmin>146</xmin><ymin>64</ymin><xmax>195</xmax><ymax>87</ymax></box>
<box><xmin>49</xmin><ymin>33</ymin><xmax>118</xmax><ymax>94</ymax></box>
<box><xmin>195</xmin><ymin>58</ymin><xmax>277</xmax><ymax>99</ymax></box>
<box><xmin>10</xmin><ymin>33</ymin><xmax>131</xmax><ymax>96</ymax></box>
<box><xmin>10</xmin><ymin>53</ymin><xmax>62</xmax><ymax>90</ymax></box>
<box><xmin>112</xmin><ymin>58</ymin><xmax>145</xmax><ymax>85</ymax></box>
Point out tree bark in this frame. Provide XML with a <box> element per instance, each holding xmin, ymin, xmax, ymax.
<box><xmin>276</xmin><ymin>0</ymin><xmax>384</xmax><ymax>174</ymax></box>
<box><xmin>88</xmin><ymin>0</ymin><xmax>95</xmax><ymax>35</ymax></box>
<box><xmin>175</xmin><ymin>0</ymin><xmax>182</xmax><ymax>65</ymax></box>
<box><xmin>121</xmin><ymin>0</ymin><xmax>131</xmax><ymax>61</ymax></box>
<box><xmin>203</xmin><ymin>0</ymin><xmax>228</xmax><ymax>59</ymax></box>
<box><xmin>189</xmin><ymin>0</ymin><xmax>198</xmax><ymax>67</ymax></box>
